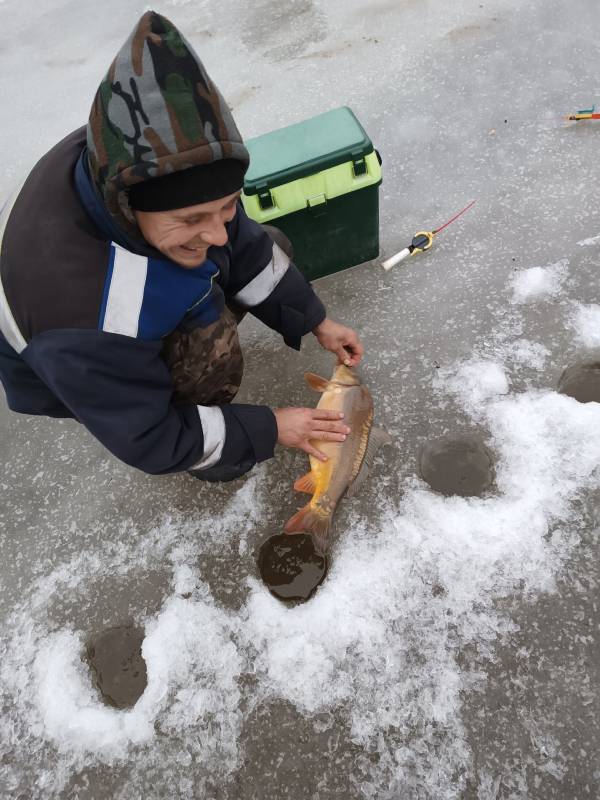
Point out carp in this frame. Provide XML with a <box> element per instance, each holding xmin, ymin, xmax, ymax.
<box><xmin>284</xmin><ymin>364</ymin><xmax>391</xmax><ymax>554</ymax></box>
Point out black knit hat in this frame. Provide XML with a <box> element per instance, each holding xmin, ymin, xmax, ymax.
<box><xmin>128</xmin><ymin>159</ymin><xmax>247</xmax><ymax>212</ymax></box>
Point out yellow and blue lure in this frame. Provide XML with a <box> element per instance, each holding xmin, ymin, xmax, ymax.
<box><xmin>566</xmin><ymin>104</ymin><xmax>600</xmax><ymax>121</ymax></box>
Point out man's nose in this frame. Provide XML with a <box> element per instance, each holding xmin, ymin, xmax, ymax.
<box><xmin>197</xmin><ymin>216</ymin><xmax>229</xmax><ymax>247</ymax></box>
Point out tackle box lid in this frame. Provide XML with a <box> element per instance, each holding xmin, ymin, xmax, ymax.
<box><xmin>243</xmin><ymin>106</ymin><xmax>374</xmax><ymax>196</ymax></box>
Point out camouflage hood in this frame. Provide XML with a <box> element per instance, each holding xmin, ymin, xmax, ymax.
<box><xmin>86</xmin><ymin>11</ymin><xmax>249</xmax><ymax>238</ymax></box>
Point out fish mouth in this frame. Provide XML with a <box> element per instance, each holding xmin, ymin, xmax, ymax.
<box><xmin>331</xmin><ymin>364</ymin><xmax>360</xmax><ymax>386</ymax></box>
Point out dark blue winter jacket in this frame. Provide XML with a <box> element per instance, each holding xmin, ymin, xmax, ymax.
<box><xmin>0</xmin><ymin>128</ymin><xmax>326</xmax><ymax>476</ymax></box>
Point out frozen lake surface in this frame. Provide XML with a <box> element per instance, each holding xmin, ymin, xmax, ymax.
<box><xmin>2</xmin><ymin>0</ymin><xmax>600</xmax><ymax>797</ymax></box>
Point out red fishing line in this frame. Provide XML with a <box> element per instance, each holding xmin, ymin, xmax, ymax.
<box><xmin>432</xmin><ymin>200</ymin><xmax>477</xmax><ymax>235</ymax></box>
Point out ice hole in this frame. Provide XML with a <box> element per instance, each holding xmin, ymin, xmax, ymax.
<box><xmin>417</xmin><ymin>433</ymin><xmax>495</xmax><ymax>497</ymax></box>
<box><xmin>86</xmin><ymin>625</ymin><xmax>147</xmax><ymax>710</ymax></box>
<box><xmin>257</xmin><ymin>533</ymin><xmax>327</xmax><ymax>602</ymax></box>
<box><xmin>557</xmin><ymin>360</ymin><xmax>600</xmax><ymax>404</ymax></box>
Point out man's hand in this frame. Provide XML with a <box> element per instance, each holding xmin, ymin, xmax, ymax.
<box><xmin>273</xmin><ymin>407</ymin><xmax>351</xmax><ymax>462</ymax></box>
<box><xmin>312</xmin><ymin>318</ymin><xmax>364</xmax><ymax>366</ymax></box>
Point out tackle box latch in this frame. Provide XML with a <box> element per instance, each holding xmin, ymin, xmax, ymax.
<box><xmin>307</xmin><ymin>193</ymin><xmax>327</xmax><ymax>217</ymax></box>
<box><xmin>257</xmin><ymin>182</ymin><xmax>275</xmax><ymax>210</ymax></box>
<box><xmin>351</xmin><ymin>150</ymin><xmax>367</xmax><ymax>177</ymax></box>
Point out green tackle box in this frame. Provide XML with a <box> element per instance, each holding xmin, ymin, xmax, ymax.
<box><xmin>241</xmin><ymin>106</ymin><xmax>382</xmax><ymax>281</ymax></box>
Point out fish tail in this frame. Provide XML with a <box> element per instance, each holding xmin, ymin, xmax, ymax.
<box><xmin>284</xmin><ymin>504</ymin><xmax>332</xmax><ymax>556</ymax></box>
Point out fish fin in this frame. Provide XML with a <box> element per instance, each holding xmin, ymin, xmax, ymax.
<box><xmin>366</xmin><ymin>427</ymin><xmax>393</xmax><ymax>461</ymax></box>
<box><xmin>304</xmin><ymin>372</ymin><xmax>333</xmax><ymax>392</ymax></box>
<box><xmin>346</xmin><ymin>427</ymin><xmax>393</xmax><ymax>498</ymax></box>
<box><xmin>294</xmin><ymin>471</ymin><xmax>317</xmax><ymax>494</ymax></box>
<box><xmin>311</xmin><ymin>530</ymin><xmax>329</xmax><ymax>558</ymax></box>
<box><xmin>346</xmin><ymin>460</ymin><xmax>371</xmax><ymax>498</ymax></box>
<box><xmin>284</xmin><ymin>504</ymin><xmax>332</xmax><ymax>555</ymax></box>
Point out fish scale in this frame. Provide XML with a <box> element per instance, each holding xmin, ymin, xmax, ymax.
<box><xmin>351</xmin><ymin>412</ymin><xmax>374</xmax><ymax>483</ymax></box>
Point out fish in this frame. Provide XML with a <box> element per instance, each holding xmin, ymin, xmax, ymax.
<box><xmin>284</xmin><ymin>363</ymin><xmax>391</xmax><ymax>555</ymax></box>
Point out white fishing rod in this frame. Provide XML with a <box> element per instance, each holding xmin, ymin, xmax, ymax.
<box><xmin>382</xmin><ymin>200</ymin><xmax>476</xmax><ymax>271</ymax></box>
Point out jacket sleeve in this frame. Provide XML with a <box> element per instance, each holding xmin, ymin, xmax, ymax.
<box><xmin>224</xmin><ymin>203</ymin><xmax>326</xmax><ymax>350</ymax></box>
<box><xmin>24</xmin><ymin>328</ymin><xmax>277</xmax><ymax>476</ymax></box>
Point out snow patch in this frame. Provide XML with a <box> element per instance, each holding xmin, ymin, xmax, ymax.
<box><xmin>504</xmin><ymin>339</ymin><xmax>550</xmax><ymax>370</ymax></box>
<box><xmin>577</xmin><ymin>232</ymin><xmax>600</xmax><ymax>247</ymax></box>
<box><xmin>34</xmin><ymin>629</ymin><xmax>154</xmax><ymax>758</ymax></box>
<box><xmin>510</xmin><ymin>260</ymin><xmax>568</xmax><ymax>304</ymax></box>
<box><xmin>435</xmin><ymin>359</ymin><xmax>509</xmax><ymax>417</ymax></box>
<box><xmin>570</xmin><ymin>303</ymin><xmax>600</xmax><ymax>348</ymax></box>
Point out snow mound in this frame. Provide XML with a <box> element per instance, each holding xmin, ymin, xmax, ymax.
<box><xmin>510</xmin><ymin>260</ymin><xmax>568</xmax><ymax>304</ymax></box>
<box><xmin>570</xmin><ymin>303</ymin><xmax>600</xmax><ymax>348</ymax></box>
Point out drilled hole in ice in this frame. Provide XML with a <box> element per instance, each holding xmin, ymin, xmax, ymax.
<box><xmin>557</xmin><ymin>361</ymin><xmax>600</xmax><ymax>404</ymax></box>
<box><xmin>86</xmin><ymin>625</ymin><xmax>147</xmax><ymax>709</ymax></box>
<box><xmin>417</xmin><ymin>433</ymin><xmax>495</xmax><ymax>497</ymax></box>
<box><xmin>257</xmin><ymin>533</ymin><xmax>327</xmax><ymax>602</ymax></box>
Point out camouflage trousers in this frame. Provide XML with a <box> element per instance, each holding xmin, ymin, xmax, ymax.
<box><xmin>162</xmin><ymin>225</ymin><xmax>292</xmax><ymax>407</ymax></box>
<box><xmin>162</xmin><ymin>304</ymin><xmax>244</xmax><ymax>405</ymax></box>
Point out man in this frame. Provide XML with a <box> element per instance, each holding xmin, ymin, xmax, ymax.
<box><xmin>0</xmin><ymin>11</ymin><xmax>363</xmax><ymax>482</ymax></box>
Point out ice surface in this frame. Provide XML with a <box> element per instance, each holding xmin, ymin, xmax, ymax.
<box><xmin>2</xmin><ymin>0</ymin><xmax>600</xmax><ymax>797</ymax></box>
<box><xmin>3</xmin><ymin>335</ymin><xmax>600</xmax><ymax>797</ymax></box>
<box><xmin>32</xmin><ymin>571</ymin><xmax>243</xmax><ymax>766</ymax></box>
<box><xmin>0</xmin><ymin>520</ymin><xmax>251</xmax><ymax>796</ymax></box>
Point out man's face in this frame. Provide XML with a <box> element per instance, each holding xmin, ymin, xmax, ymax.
<box><xmin>133</xmin><ymin>190</ymin><xmax>241</xmax><ymax>268</ymax></box>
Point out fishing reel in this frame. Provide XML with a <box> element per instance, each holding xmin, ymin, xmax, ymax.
<box><xmin>381</xmin><ymin>201</ymin><xmax>475</xmax><ymax>272</ymax></box>
<box><xmin>411</xmin><ymin>231</ymin><xmax>434</xmax><ymax>253</ymax></box>
<box><xmin>382</xmin><ymin>230</ymin><xmax>434</xmax><ymax>271</ymax></box>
